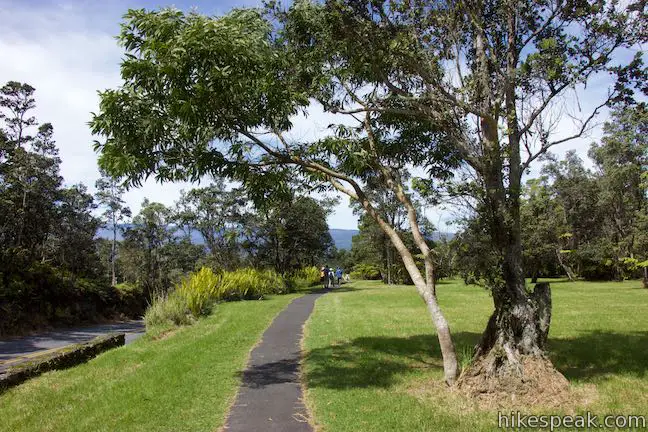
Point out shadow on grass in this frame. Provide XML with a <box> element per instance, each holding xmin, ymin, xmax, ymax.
<box><xmin>548</xmin><ymin>331</ymin><xmax>648</xmax><ymax>380</ymax></box>
<box><xmin>304</xmin><ymin>330</ymin><xmax>648</xmax><ymax>390</ymax></box>
<box><xmin>304</xmin><ymin>332</ymin><xmax>480</xmax><ymax>389</ymax></box>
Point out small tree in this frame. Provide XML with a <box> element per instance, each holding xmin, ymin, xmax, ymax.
<box><xmin>122</xmin><ymin>199</ymin><xmax>172</xmax><ymax>297</ymax></box>
<box><xmin>95</xmin><ymin>169</ymin><xmax>131</xmax><ymax>285</ymax></box>
<box><xmin>173</xmin><ymin>181</ymin><xmax>246</xmax><ymax>270</ymax></box>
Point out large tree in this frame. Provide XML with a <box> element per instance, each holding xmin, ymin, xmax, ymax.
<box><xmin>91</xmin><ymin>2</ymin><xmax>645</xmax><ymax>388</ymax></box>
<box><xmin>589</xmin><ymin>105</ymin><xmax>648</xmax><ymax>280</ymax></box>
<box><xmin>0</xmin><ymin>82</ymin><xmax>62</xmax><ymax>264</ymax></box>
<box><xmin>252</xmin><ymin>194</ymin><xmax>334</xmax><ymax>272</ymax></box>
<box><xmin>45</xmin><ymin>184</ymin><xmax>102</xmax><ymax>277</ymax></box>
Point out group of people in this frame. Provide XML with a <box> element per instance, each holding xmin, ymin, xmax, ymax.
<box><xmin>320</xmin><ymin>265</ymin><xmax>344</xmax><ymax>289</ymax></box>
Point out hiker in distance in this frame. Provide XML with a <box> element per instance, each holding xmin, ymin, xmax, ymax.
<box><xmin>335</xmin><ymin>267</ymin><xmax>343</xmax><ymax>287</ymax></box>
<box><xmin>320</xmin><ymin>265</ymin><xmax>332</xmax><ymax>290</ymax></box>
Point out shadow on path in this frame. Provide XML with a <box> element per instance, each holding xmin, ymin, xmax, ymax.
<box><xmin>225</xmin><ymin>292</ymin><xmax>325</xmax><ymax>432</ymax></box>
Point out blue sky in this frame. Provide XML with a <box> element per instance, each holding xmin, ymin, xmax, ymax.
<box><xmin>0</xmin><ymin>0</ymin><xmax>627</xmax><ymax>230</ymax></box>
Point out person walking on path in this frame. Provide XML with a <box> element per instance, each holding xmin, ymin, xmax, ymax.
<box><xmin>335</xmin><ymin>267</ymin><xmax>343</xmax><ymax>287</ymax></box>
<box><xmin>320</xmin><ymin>265</ymin><xmax>331</xmax><ymax>290</ymax></box>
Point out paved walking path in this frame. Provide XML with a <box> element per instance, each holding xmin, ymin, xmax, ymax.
<box><xmin>0</xmin><ymin>321</ymin><xmax>145</xmax><ymax>368</ymax></box>
<box><xmin>225</xmin><ymin>291</ymin><xmax>325</xmax><ymax>432</ymax></box>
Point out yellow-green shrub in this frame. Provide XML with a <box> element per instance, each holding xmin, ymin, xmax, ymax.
<box><xmin>286</xmin><ymin>266</ymin><xmax>321</xmax><ymax>290</ymax></box>
<box><xmin>350</xmin><ymin>263</ymin><xmax>382</xmax><ymax>280</ymax></box>
<box><xmin>144</xmin><ymin>266</ymin><xmax>302</xmax><ymax>333</ymax></box>
<box><xmin>144</xmin><ymin>292</ymin><xmax>192</xmax><ymax>331</ymax></box>
<box><xmin>176</xmin><ymin>267</ymin><xmax>222</xmax><ymax>317</ymax></box>
<box><xmin>261</xmin><ymin>269</ymin><xmax>289</xmax><ymax>294</ymax></box>
<box><xmin>218</xmin><ymin>268</ymin><xmax>286</xmax><ymax>300</ymax></box>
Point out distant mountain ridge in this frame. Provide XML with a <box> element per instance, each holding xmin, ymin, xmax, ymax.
<box><xmin>96</xmin><ymin>226</ymin><xmax>453</xmax><ymax>250</ymax></box>
<box><xmin>329</xmin><ymin>229</ymin><xmax>358</xmax><ymax>250</ymax></box>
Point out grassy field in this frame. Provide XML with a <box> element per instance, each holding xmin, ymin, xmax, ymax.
<box><xmin>0</xmin><ymin>293</ymin><xmax>301</xmax><ymax>432</ymax></box>
<box><xmin>303</xmin><ymin>279</ymin><xmax>648</xmax><ymax>431</ymax></box>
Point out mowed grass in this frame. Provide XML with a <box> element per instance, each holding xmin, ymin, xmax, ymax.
<box><xmin>0</xmin><ymin>293</ymin><xmax>301</xmax><ymax>432</ymax></box>
<box><xmin>303</xmin><ymin>279</ymin><xmax>648</xmax><ymax>431</ymax></box>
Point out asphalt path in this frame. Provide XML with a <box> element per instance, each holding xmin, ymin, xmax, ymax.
<box><xmin>225</xmin><ymin>291</ymin><xmax>326</xmax><ymax>432</ymax></box>
<box><xmin>0</xmin><ymin>321</ymin><xmax>145</xmax><ymax>365</ymax></box>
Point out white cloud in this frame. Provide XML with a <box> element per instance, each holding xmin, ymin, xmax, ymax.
<box><xmin>0</xmin><ymin>1</ymin><xmax>360</xmax><ymax>228</ymax></box>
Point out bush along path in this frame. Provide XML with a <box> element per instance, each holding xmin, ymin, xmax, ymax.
<box><xmin>225</xmin><ymin>291</ymin><xmax>326</xmax><ymax>432</ymax></box>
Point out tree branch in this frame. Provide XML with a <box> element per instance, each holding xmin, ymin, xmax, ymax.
<box><xmin>521</xmin><ymin>96</ymin><xmax>610</xmax><ymax>171</ymax></box>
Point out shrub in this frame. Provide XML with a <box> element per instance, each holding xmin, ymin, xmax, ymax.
<box><xmin>0</xmin><ymin>262</ymin><xmax>145</xmax><ymax>336</ymax></box>
<box><xmin>144</xmin><ymin>292</ymin><xmax>192</xmax><ymax>331</ymax></box>
<box><xmin>219</xmin><ymin>268</ymin><xmax>285</xmax><ymax>300</ymax></box>
<box><xmin>141</xmin><ymin>266</ymin><xmax>304</xmax><ymax>334</ymax></box>
<box><xmin>176</xmin><ymin>267</ymin><xmax>222</xmax><ymax>317</ymax></box>
<box><xmin>350</xmin><ymin>263</ymin><xmax>382</xmax><ymax>280</ymax></box>
<box><xmin>114</xmin><ymin>282</ymin><xmax>146</xmax><ymax>317</ymax></box>
<box><xmin>261</xmin><ymin>269</ymin><xmax>290</xmax><ymax>294</ymax></box>
<box><xmin>286</xmin><ymin>266</ymin><xmax>320</xmax><ymax>290</ymax></box>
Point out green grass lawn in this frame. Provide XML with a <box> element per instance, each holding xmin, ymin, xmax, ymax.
<box><xmin>0</xmin><ymin>293</ymin><xmax>301</xmax><ymax>432</ymax></box>
<box><xmin>303</xmin><ymin>279</ymin><xmax>648</xmax><ymax>431</ymax></box>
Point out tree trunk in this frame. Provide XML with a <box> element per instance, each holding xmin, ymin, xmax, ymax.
<box><xmin>386</xmin><ymin>240</ymin><xmax>392</xmax><ymax>285</ymax></box>
<box><xmin>643</xmin><ymin>267</ymin><xmax>648</xmax><ymax>289</ymax></box>
<box><xmin>356</xmin><ymin>194</ymin><xmax>459</xmax><ymax>385</ymax></box>
<box><xmin>462</xmin><ymin>68</ymin><xmax>565</xmax><ymax>393</ymax></box>
<box><xmin>556</xmin><ymin>248</ymin><xmax>575</xmax><ymax>281</ymax></box>
<box><xmin>111</xmin><ymin>218</ymin><xmax>117</xmax><ymax>286</ymax></box>
<box><xmin>475</xmin><ymin>280</ymin><xmax>551</xmax><ymax>361</ymax></box>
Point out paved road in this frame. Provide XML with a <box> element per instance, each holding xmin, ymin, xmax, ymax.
<box><xmin>0</xmin><ymin>321</ymin><xmax>145</xmax><ymax>364</ymax></box>
<box><xmin>225</xmin><ymin>291</ymin><xmax>325</xmax><ymax>432</ymax></box>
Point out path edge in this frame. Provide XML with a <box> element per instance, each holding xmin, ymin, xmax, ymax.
<box><xmin>298</xmin><ymin>294</ymin><xmax>322</xmax><ymax>432</ymax></box>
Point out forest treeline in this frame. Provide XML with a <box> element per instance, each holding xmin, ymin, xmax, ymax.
<box><xmin>0</xmin><ymin>81</ymin><xmax>334</xmax><ymax>335</ymax></box>
<box><xmin>1</xmin><ymin>80</ymin><xmax>646</xmax><ymax>334</ymax></box>
<box><xmin>345</xmin><ymin>106</ymin><xmax>648</xmax><ymax>286</ymax></box>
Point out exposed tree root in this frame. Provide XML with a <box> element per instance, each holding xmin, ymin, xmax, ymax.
<box><xmin>457</xmin><ymin>354</ymin><xmax>572</xmax><ymax>409</ymax></box>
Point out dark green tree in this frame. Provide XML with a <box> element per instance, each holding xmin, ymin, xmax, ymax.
<box><xmin>589</xmin><ymin>105</ymin><xmax>648</xmax><ymax>280</ymax></box>
<box><xmin>0</xmin><ymin>82</ymin><xmax>62</xmax><ymax>264</ymax></box>
<box><xmin>174</xmin><ymin>180</ymin><xmax>246</xmax><ymax>270</ymax></box>
<box><xmin>250</xmin><ymin>194</ymin><xmax>334</xmax><ymax>272</ymax></box>
<box><xmin>520</xmin><ymin>177</ymin><xmax>565</xmax><ymax>282</ymax></box>
<box><xmin>543</xmin><ymin>152</ymin><xmax>608</xmax><ymax>279</ymax></box>
<box><xmin>45</xmin><ymin>184</ymin><xmax>102</xmax><ymax>276</ymax></box>
<box><xmin>121</xmin><ymin>199</ymin><xmax>172</xmax><ymax>297</ymax></box>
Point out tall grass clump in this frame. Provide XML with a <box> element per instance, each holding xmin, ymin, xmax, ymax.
<box><xmin>219</xmin><ymin>268</ymin><xmax>287</xmax><ymax>300</ymax></box>
<box><xmin>286</xmin><ymin>266</ymin><xmax>321</xmax><ymax>290</ymax></box>
<box><xmin>144</xmin><ymin>292</ymin><xmax>192</xmax><ymax>332</ymax></box>
<box><xmin>177</xmin><ymin>267</ymin><xmax>222</xmax><ymax>317</ymax></box>
<box><xmin>262</xmin><ymin>269</ymin><xmax>290</xmax><ymax>294</ymax></box>
<box><xmin>143</xmin><ymin>266</ymin><xmax>309</xmax><ymax>334</ymax></box>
